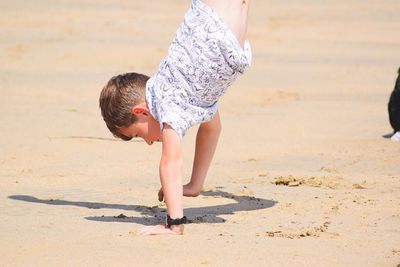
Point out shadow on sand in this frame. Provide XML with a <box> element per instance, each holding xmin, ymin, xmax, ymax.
<box><xmin>382</xmin><ymin>133</ymin><xmax>394</xmax><ymax>139</ymax></box>
<box><xmin>9</xmin><ymin>190</ymin><xmax>277</xmax><ymax>225</ymax></box>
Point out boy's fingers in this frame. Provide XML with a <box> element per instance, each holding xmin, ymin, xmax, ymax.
<box><xmin>137</xmin><ymin>225</ymin><xmax>177</xmax><ymax>236</ymax></box>
<box><xmin>137</xmin><ymin>225</ymin><xmax>159</xmax><ymax>235</ymax></box>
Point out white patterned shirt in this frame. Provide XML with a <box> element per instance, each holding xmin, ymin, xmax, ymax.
<box><xmin>146</xmin><ymin>0</ymin><xmax>252</xmax><ymax>138</ymax></box>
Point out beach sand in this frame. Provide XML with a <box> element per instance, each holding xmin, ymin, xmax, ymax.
<box><xmin>1</xmin><ymin>0</ymin><xmax>399</xmax><ymax>266</ymax></box>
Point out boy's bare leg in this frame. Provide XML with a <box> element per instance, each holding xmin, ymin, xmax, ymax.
<box><xmin>201</xmin><ymin>0</ymin><xmax>250</xmax><ymax>47</ymax></box>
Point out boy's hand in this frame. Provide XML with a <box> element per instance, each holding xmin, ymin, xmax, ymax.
<box><xmin>158</xmin><ymin>183</ymin><xmax>200</xmax><ymax>201</ymax></box>
<box><xmin>137</xmin><ymin>224</ymin><xmax>184</xmax><ymax>236</ymax></box>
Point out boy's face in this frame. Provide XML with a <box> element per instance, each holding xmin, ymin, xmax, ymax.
<box><xmin>118</xmin><ymin>103</ymin><xmax>161</xmax><ymax>145</ymax></box>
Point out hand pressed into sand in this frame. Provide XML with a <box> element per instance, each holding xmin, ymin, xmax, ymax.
<box><xmin>139</xmin><ymin>114</ymin><xmax>221</xmax><ymax>236</ymax></box>
<box><xmin>158</xmin><ymin>183</ymin><xmax>201</xmax><ymax>202</ymax></box>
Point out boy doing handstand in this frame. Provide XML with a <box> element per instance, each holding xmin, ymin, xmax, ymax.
<box><xmin>99</xmin><ymin>0</ymin><xmax>251</xmax><ymax>235</ymax></box>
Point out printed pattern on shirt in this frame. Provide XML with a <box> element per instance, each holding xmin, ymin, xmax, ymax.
<box><xmin>146</xmin><ymin>0</ymin><xmax>252</xmax><ymax>138</ymax></box>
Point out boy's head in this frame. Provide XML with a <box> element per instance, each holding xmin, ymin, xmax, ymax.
<box><xmin>99</xmin><ymin>72</ymin><xmax>150</xmax><ymax>141</ymax></box>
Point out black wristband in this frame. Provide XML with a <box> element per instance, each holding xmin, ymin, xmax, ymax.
<box><xmin>166</xmin><ymin>215</ymin><xmax>187</xmax><ymax>228</ymax></box>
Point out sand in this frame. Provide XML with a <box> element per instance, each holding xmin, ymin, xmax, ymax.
<box><xmin>1</xmin><ymin>0</ymin><xmax>400</xmax><ymax>266</ymax></box>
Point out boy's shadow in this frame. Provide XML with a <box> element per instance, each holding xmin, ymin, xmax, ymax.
<box><xmin>9</xmin><ymin>190</ymin><xmax>277</xmax><ymax>225</ymax></box>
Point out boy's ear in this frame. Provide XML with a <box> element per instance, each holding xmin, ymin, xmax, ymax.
<box><xmin>131</xmin><ymin>102</ymin><xmax>150</xmax><ymax>116</ymax></box>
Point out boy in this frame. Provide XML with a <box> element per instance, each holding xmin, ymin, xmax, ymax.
<box><xmin>99</xmin><ymin>0</ymin><xmax>251</xmax><ymax>235</ymax></box>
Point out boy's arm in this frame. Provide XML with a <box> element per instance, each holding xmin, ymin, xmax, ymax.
<box><xmin>185</xmin><ymin>111</ymin><xmax>221</xmax><ymax>196</ymax></box>
<box><xmin>158</xmin><ymin>112</ymin><xmax>221</xmax><ymax>201</ymax></box>
<box><xmin>138</xmin><ymin>124</ymin><xmax>184</xmax><ymax>235</ymax></box>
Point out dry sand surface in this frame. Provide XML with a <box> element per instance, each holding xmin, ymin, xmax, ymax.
<box><xmin>1</xmin><ymin>0</ymin><xmax>400</xmax><ymax>266</ymax></box>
